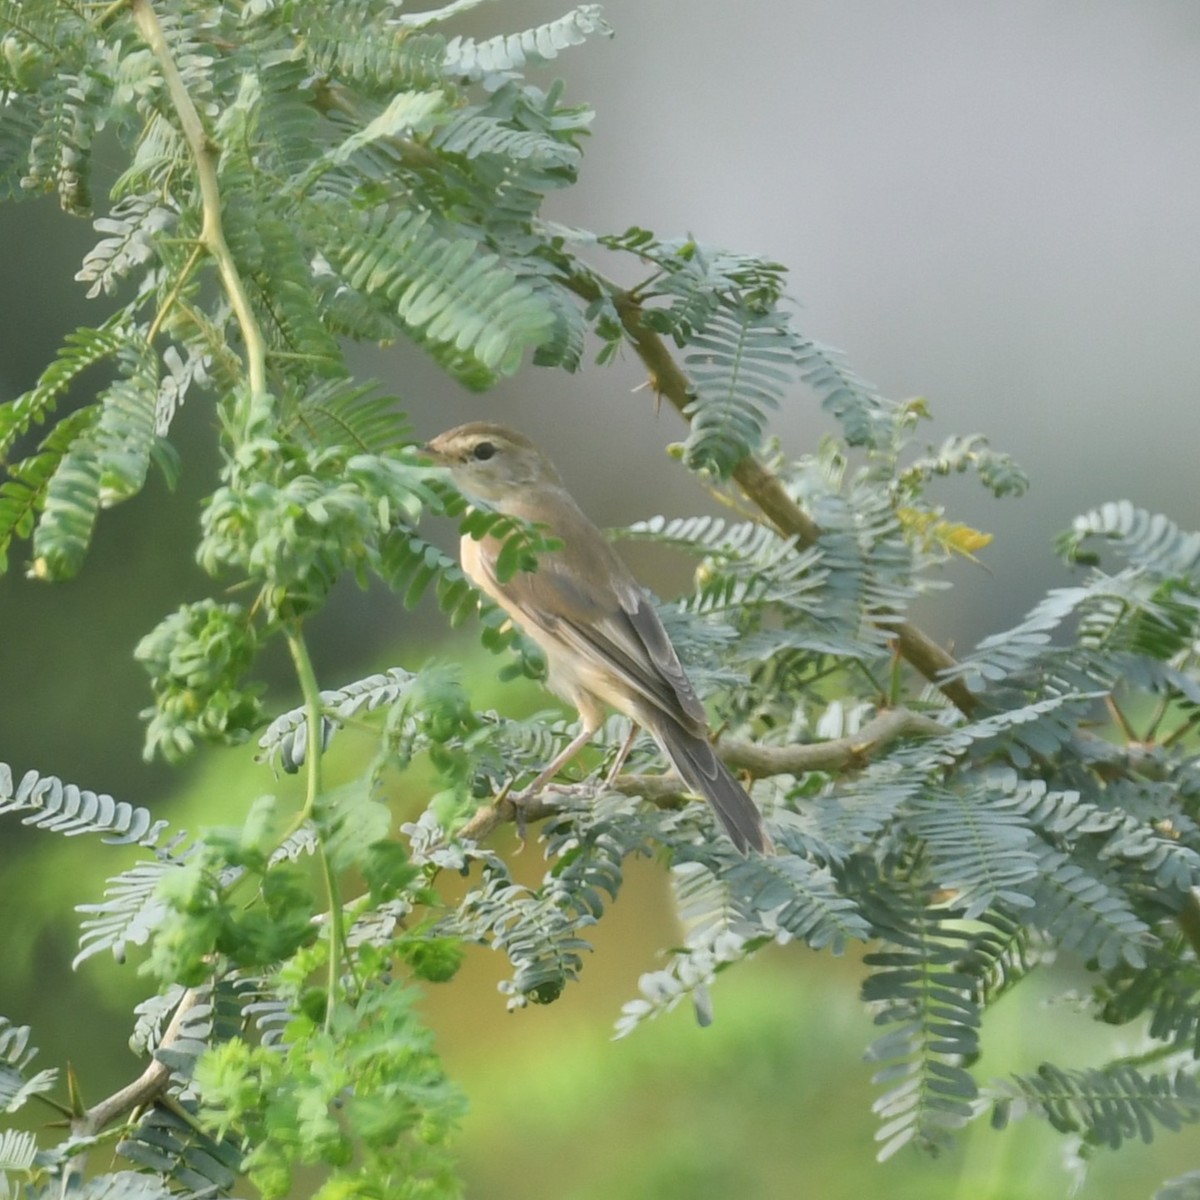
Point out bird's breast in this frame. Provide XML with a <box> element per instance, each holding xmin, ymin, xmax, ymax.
<box><xmin>458</xmin><ymin>532</ymin><xmax>627</xmax><ymax>727</ymax></box>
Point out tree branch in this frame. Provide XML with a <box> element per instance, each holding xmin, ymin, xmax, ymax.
<box><xmin>716</xmin><ymin>706</ymin><xmax>946</xmax><ymax>775</ymax></box>
<box><xmin>455</xmin><ymin>706</ymin><xmax>943</xmax><ymax>844</ymax></box>
<box><xmin>81</xmin><ymin>991</ymin><xmax>198</xmax><ymax>1132</ymax></box>
<box><xmin>67</xmin><ymin>987</ymin><xmax>203</xmax><ymax>1181</ymax></box>
<box><xmin>574</xmin><ymin>275</ymin><xmax>1200</xmax><ymax>961</ymax></box>
<box><xmin>563</xmin><ymin>270</ymin><xmax>977</xmax><ymax>716</ymax></box>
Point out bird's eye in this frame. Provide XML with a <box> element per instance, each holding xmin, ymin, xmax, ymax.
<box><xmin>472</xmin><ymin>441</ymin><xmax>496</xmax><ymax>462</ymax></box>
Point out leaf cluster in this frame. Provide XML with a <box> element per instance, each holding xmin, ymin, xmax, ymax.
<box><xmin>197</xmin><ymin>958</ymin><xmax>465</xmax><ymax>1200</ymax></box>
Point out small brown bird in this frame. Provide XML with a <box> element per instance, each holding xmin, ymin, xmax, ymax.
<box><xmin>423</xmin><ymin>422</ymin><xmax>771</xmax><ymax>854</ymax></box>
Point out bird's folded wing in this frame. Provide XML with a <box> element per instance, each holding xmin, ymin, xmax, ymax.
<box><xmin>479</xmin><ymin>546</ymin><xmax>708</xmax><ymax>730</ymax></box>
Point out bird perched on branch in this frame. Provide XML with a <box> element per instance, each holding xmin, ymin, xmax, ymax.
<box><xmin>423</xmin><ymin>422</ymin><xmax>771</xmax><ymax>855</ymax></box>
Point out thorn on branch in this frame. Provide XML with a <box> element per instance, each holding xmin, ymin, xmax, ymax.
<box><xmin>67</xmin><ymin>986</ymin><xmax>205</xmax><ymax>1182</ymax></box>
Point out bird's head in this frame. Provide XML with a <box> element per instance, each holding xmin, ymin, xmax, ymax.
<box><xmin>423</xmin><ymin>423</ymin><xmax>563</xmax><ymax>507</ymax></box>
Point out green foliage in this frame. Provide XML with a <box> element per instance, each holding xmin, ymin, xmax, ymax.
<box><xmin>0</xmin><ymin>1130</ymin><xmax>38</xmax><ymax>1175</ymax></box>
<box><xmin>993</xmin><ymin>1063</ymin><xmax>1200</xmax><ymax>1152</ymax></box>
<box><xmin>440</xmin><ymin>4</ymin><xmax>613</xmax><ymax>79</ymax></box>
<box><xmin>0</xmin><ymin>1018</ymin><xmax>56</xmax><ymax>1115</ymax></box>
<box><xmin>1159</xmin><ymin>1170</ymin><xmax>1200</xmax><ymax>1200</ymax></box>
<box><xmin>196</xmin><ymin>969</ymin><xmax>465</xmax><ymax>1199</ymax></box>
<box><xmin>442</xmin><ymin>794</ymin><xmax>656</xmax><ymax>1008</ymax></box>
<box><xmin>333</xmin><ymin>206</ymin><xmax>558</xmax><ymax>387</ymax></box>
<box><xmin>143</xmin><ymin>842</ymin><xmax>320</xmax><ymax>988</ymax></box>
<box><xmin>3</xmin><ymin>3</ymin><xmax>1200</xmax><ymax>1199</ymax></box>
<box><xmin>115</xmin><ymin>1102</ymin><xmax>241</xmax><ymax>1196</ymax></box>
<box><xmin>0</xmin><ymin>762</ymin><xmax>166</xmax><ymax>846</ymax></box>
<box><xmin>135</xmin><ymin>600</ymin><xmax>265</xmax><ymax>762</ymax></box>
<box><xmin>862</xmin><ymin>899</ymin><xmax>981</xmax><ymax>1160</ymax></box>
<box><xmin>257</xmin><ymin>666</ymin><xmax>418</xmax><ymax>773</ymax></box>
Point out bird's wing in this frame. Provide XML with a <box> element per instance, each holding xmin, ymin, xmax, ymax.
<box><xmin>470</xmin><ymin>531</ymin><xmax>708</xmax><ymax>730</ymax></box>
<box><xmin>614</xmin><ymin>586</ymin><xmax>708</xmax><ymax>727</ymax></box>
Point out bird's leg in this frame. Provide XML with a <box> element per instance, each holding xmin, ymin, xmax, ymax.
<box><xmin>603</xmin><ymin>721</ymin><xmax>641</xmax><ymax>787</ymax></box>
<box><xmin>508</xmin><ymin>722</ymin><xmax>600</xmax><ymax>803</ymax></box>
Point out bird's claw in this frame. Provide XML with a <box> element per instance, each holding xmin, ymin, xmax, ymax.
<box><xmin>493</xmin><ymin>779</ymin><xmax>599</xmax><ymax>847</ymax></box>
<box><xmin>491</xmin><ymin>780</ymin><xmax>528</xmax><ymax>847</ymax></box>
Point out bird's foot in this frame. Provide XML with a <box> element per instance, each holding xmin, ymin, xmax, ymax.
<box><xmin>495</xmin><ymin>779</ymin><xmax>598</xmax><ymax>844</ymax></box>
<box><xmin>492</xmin><ymin>779</ymin><xmax>531</xmax><ymax>847</ymax></box>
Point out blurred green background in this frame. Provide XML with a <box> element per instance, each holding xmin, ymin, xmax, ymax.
<box><xmin>4</xmin><ymin>2</ymin><xmax>1200</xmax><ymax>1195</ymax></box>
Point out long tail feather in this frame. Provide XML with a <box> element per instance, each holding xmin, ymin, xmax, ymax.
<box><xmin>651</xmin><ymin>718</ymin><xmax>772</xmax><ymax>855</ymax></box>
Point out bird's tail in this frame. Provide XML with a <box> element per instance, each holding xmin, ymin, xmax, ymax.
<box><xmin>651</xmin><ymin>718</ymin><xmax>772</xmax><ymax>855</ymax></box>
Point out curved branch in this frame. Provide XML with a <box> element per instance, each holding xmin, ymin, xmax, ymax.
<box><xmin>284</xmin><ymin>624</ymin><xmax>350</xmax><ymax>1024</ymax></box>
<box><xmin>717</xmin><ymin>706</ymin><xmax>945</xmax><ymax>775</ymax></box>
<box><xmin>67</xmin><ymin>987</ymin><xmax>203</xmax><ymax>1181</ymax></box>
<box><xmin>455</xmin><ymin>706</ymin><xmax>942</xmax><ymax>844</ymax></box>
<box><xmin>79</xmin><ymin>989</ymin><xmax>200</xmax><ymax>1132</ymax></box>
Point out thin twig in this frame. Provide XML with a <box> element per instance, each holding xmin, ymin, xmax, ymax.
<box><xmin>131</xmin><ymin>0</ymin><xmax>268</xmax><ymax>414</ymax></box>
<box><xmin>146</xmin><ymin>240</ymin><xmax>204</xmax><ymax>344</ymax></box>
<box><xmin>285</xmin><ymin>625</ymin><xmax>354</xmax><ymax>1023</ymax></box>
<box><xmin>1105</xmin><ymin>693</ymin><xmax>1139</xmax><ymax>744</ymax></box>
